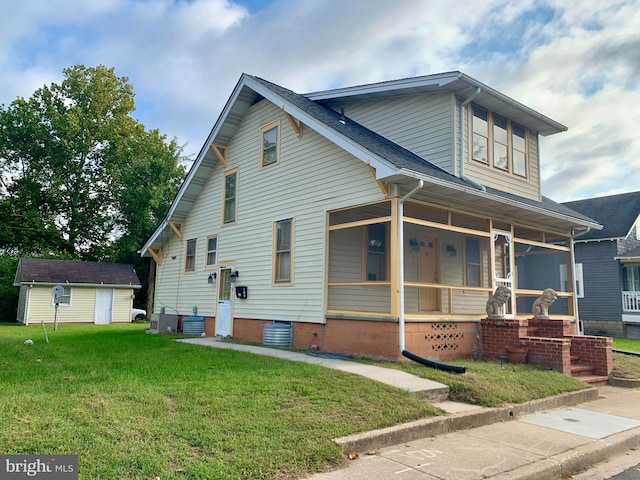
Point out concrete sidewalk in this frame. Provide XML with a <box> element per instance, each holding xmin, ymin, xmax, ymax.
<box><xmin>178</xmin><ymin>337</ymin><xmax>640</xmax><ymax>479</ymax></box>
<box><xmin>311</xmin><ymin>386</ymin><xmax>640</xmax><ymax>480</ymax></box>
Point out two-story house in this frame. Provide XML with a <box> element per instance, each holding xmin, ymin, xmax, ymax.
<box><xmin>140</xmin><ymin>71</ymin><xmax>600</xmax><ymax>361</ymax></box>
<box><xmin>563</xmin><ymin>191</ymin><xmax>640</xmax><ymax>338</ymax></box>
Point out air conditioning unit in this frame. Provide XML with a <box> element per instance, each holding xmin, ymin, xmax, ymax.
<box><xmin>149</xmin><ymin>313</ymin><xmax>178</xmax><ymax>334</ymax></box>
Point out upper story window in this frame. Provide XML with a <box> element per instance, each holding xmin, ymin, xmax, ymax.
<box><xmin>273</xmin><ymin>218</ymin><xmax>293</xmax><ymax>284</ymax></box>
<box><xmin>261</xmin><ymin>120</ymin><xmax>280</xmax><ymax>168</ymax></box>
<box><xmin>185</xmin><ymin>238</ymin><xmax>197</xmax><ymax>273</ymax></box>
<box><xmin>205</xmin><ymin>235</ymin><xmax>218</xmax><ymax>267</ymax></box>
<box><xmin>471</xmin><ymin>104</ymin><xmax>528</xmax><ymax>178</ymax></box>
<box><xmin>223</xmin><ymin>168</ymin><xmax>238</xmax><ymax>224</ymax></box>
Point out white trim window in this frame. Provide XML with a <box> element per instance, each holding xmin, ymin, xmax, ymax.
<box><xmin>560</xmin><ymin>263</ymin><xmax>584</xmax><ymax>298</ymax></box>
<box><xmin>52</xmin><ymin>287</ymin><xmax>72</xmax><ymax>306</ymax></box>
<box><xmin>206</xmin><ymin>235</ymin><xmax>218</xmax><ymax>267</ymax></box>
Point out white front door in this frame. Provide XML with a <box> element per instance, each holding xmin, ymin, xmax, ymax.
<box><xmin>95</xmin><ymin>288</ymin><xmax>114</xmax><ymax>324</ymax></box>
<box><xmin>216</xmin><ymin>266</ymin><xmax>233</xmax><ymax>336</ymax></box>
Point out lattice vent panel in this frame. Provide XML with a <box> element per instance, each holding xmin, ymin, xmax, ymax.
<box><xmin>425</xmin><ymin>323</ymin><xmax>463</xmax><ymax>352</ymax></box>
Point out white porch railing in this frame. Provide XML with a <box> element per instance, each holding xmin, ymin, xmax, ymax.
<box><xmin>495</xmin><ymin>273</ymin><xmax>514</xmax><ymax>317</ymax></box>
<box><xmin>622</xmin><ymin>291</ymin><xmax>640</xmax><ymax>312</ymax></box>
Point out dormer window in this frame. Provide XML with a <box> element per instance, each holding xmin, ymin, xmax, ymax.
<box><xmin>471</xmin><ymin>104</ymin><xmax>528</xmax><ymax>178</ymax></box>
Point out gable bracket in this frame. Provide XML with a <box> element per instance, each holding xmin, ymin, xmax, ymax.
<box><xmin>366</xmin><ymin>161</ymin><xmax>389</xmax><ymax>198</ymax></box>
<box><xmin>281</xmin><ymin>107</ymin><xmax>302</xmax><ymax>137</ymax></box>
<box><xmin>210</xmin><ymin>144</ymin><xmax>227</xmax><ymax>167</ymax></box>
<box><xmin>168</xmin><ymin>221</ymin><xmax>183</xmax><ymax>239</ymax></box>
<box><xmin>148</xmin><ymin>247</ymin><xmax>163</xmax><ymax>265</ymax></box>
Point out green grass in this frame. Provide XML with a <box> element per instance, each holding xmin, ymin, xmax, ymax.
<box><xmin>358</xmin><ymin>358</ymin><xmax>589</xmax><ymax>407</ymax></box>
<box><xmin>612</xmin><ymin>338</ymin><xmax>640</xmax><ymax>379</ymax></box>
<box><xmin>613</xmin><ymin>337</ymin><xmax>640</xmax><ymax>353</ymax></box>
<box><xmin>0</xmin><ymin>324</ymin><xmax>439</xmax><ymax>480</ymax></box>
<box><xmin>0</xmin><ymin>323</ymin><xmax>611</xmax><ymax>479</ymax></box>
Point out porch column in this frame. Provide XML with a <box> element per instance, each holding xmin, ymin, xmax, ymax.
<box><xmin>390</xmin><ymin>196</ymin><xmax>400</xmax><ymax>320</ymax></box>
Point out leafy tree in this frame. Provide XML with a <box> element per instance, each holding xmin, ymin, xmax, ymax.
<box><xmin>0</xmin><ymin>64</ymin><xmax>185</xmax><ymax>260</ymax></box>
<box><xmin>0</xmin><ymin>65</ymin><xmax>186</xmax><ymax>317</ymax></box>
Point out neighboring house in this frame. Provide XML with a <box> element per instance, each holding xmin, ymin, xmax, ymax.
<box><xmin>563</xmin><ymin>192</ymin><xmax>640</xmax><ymax>338</ymax></box>
<box><xmin>140</xmin><ymin>71</ymin><xmax>601</xmax><ymax>360</ymax></box>
<box><xmin>13</xmin><ymin>258</ymin><xmax>142</xmax><ymax>325</ymax></box>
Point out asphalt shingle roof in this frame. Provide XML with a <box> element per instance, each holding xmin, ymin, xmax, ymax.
<box><xmin>15</xmin><ymin>258</ymin><xmax>141</xmax><ymax>286</ymax></box>
<box><xmin>251</xmin><ymin>76</ymin><xmax>597</xmax><ymax>226</ymax></box>
<box><xmin>563</xmin><ymin>191</ymin><xmax>640</xmax><ymax>240</ymax></box>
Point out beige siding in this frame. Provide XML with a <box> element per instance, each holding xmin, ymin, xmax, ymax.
<box><xmin>23</xmin><ymin>286</ymin><xmax>133</xmax><ymax>324</ymax></box>
<box><xmin>334</xmin><ymin>93</ymin><xmax>455</xmax><ymax>172</ymax></box>
<box><xmin>154</xmin><ymin>99</ymin><xmax>386</xmax><ymax>323</ymax></box>
<box><xmin>112</xmin><ymin>289</ymin><xmax>134</xmax><ymax>323</ymax></box>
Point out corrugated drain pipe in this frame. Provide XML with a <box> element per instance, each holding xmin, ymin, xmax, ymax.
<box><xmin>398</xmin><ymin>181</ymin><xmax>466</xmax><ymax>373</ymax></box>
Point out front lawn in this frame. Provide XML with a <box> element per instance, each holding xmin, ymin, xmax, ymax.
<box><xmin>0</xmin><ymin>323</ymin><xmax>438</xmax><ymax>480</ymax></box>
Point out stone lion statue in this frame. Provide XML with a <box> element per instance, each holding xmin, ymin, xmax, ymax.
<box><xmin>486</xmin><ymin>285</ymin><xmax>511</xmax><ymax>318</ymax></box>
<box><xmin>532</xmin><ymin>288</ymin><xmax>558</xmax><ymax>318</ymax></box>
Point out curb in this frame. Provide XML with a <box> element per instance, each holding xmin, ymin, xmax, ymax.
<box><xmin>609</xmin><ymin>376</ymin><xmax>640</xmax><ymax>388</ymax></box>
<box><xmin>334</xmin><ymin>387</ymin><xmax>599</xmax><ymax>454</ymax></box>
<box><xmin>489</xmin><ymin>426</ymin><xmax>640</xmax><ymax>479</ymax></box>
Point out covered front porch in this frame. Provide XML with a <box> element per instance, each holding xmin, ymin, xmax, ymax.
<box><xmin>326</xmin><ymin>194</ymin><xmax>580</xmax><ymax>359</ymax></box>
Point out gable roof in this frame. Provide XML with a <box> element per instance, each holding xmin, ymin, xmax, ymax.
<box><xmin>14</xmin><ymin>258</ymin><xmax>141</xmax><ymax>288</ymax></box>
<box><xmin>563</xmin><ymin>191</ymin><xmax>640</xmax><ymax>241</ymax></box>
<box><xmin>141</xmin><ymin>72</ymin><xmax>600</xmax><ymax>256</ymax></box>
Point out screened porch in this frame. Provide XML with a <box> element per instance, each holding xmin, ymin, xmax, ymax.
<box><xmin>327</xmin><ymin>198</ymin><xmax>577</xmax><ymax>320</ymax></box>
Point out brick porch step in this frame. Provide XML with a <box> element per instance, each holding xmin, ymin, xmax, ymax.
<box><xmin>570</xmin><ymin>363</ymin><xmax>595</xmax><ymax>376</ymax></box>
<box><xmin>574</xmin><ymin>374</ymin><xmax>610</xmax><ymax>386</ymax></box>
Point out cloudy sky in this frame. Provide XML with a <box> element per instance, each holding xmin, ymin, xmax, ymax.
<box><xmin>1</xmin><ymin>0</ymin><xmax>638</xmax><ymax>202</ymax></box>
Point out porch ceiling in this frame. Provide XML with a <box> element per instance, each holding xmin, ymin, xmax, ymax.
<box><xmin>392</xmin><ymin>175</ymin><xmax>602</xmax><ymax>234</ymax></box>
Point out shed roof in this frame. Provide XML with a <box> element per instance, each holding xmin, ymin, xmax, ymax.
<box><xmin>14</xmin><ymin>258</ymin><xmax>141</xmax><ymax>288</ymax></box>
<box><xmin>563</xmin><ymin>191</ymin><xmax>640</xmax><ymax>241</ymax></box>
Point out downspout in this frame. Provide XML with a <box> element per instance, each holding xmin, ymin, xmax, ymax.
<box><xmin>398</xmin><ymin>180</ymin><xmax>424</xmax><ymax>352</ymax></box>
<box><xmin>459</xmin><ymin>88</ymin><xmax>486</xmax><ymax>192</ymax></box>
<box><xmin>398</xmin><ymin>180</ymin><xmax>466</xmax><ymax>373</ymax></box>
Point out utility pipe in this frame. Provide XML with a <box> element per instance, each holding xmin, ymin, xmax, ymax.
<box><xmin>459</xmin><ymin>87</ymin><xmax>486</xmax><ymax>192</ymax></box>
<box><xmin>398</xmin><ymin>180</ymin><xmax>424</xmax><ymax>352</ymax></box>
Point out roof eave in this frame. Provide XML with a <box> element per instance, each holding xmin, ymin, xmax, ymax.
<box><xmin>396</xmin><ymin>168</ymin><xmax>602</xmax><ymax>232</ymax></box>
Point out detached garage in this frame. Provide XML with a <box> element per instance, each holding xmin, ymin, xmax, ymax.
<box><xmin>14</xmin><ymin>258</ymin><xmax>142</xmax><ymax>325</ymax></box>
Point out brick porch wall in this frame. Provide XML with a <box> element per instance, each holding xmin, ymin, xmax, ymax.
<box><xmin>480</xmin><ymin>318</ymin><xmax>530</xmax><ymax>359</ymax></box>
<box><xmin>481</xmin><ymin>317</ymin><xmax>613</xmax><ymax>376</ymax></box>
<box><xmin>520</xmin><ymin>336</ymin><xmax>572</xmax><ymax>374</ymax></box>
<box><xmin>528</xmin><ymin>318</ymin><xmax>577</xmax><ymax>338</ymax></box>
<box><xmin>568</xmin><ymin>334</ymin><xmax>613</xmax><ymax>376</ymax></box>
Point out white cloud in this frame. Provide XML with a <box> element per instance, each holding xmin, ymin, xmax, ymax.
<box><xmin>1</xmin><ymin>0</ymin><xmax>639</xmax><ymax>201</ymax></box>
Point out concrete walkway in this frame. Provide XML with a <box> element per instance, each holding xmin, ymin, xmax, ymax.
<box><xmin>177</xmin><ymin>337</ymin><xmax>640</xmax><ymax>479</ymax></box>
